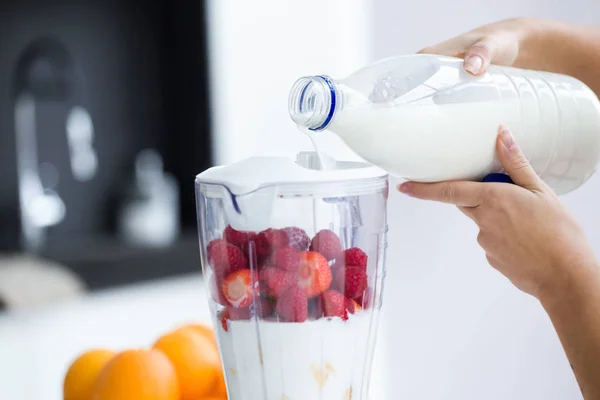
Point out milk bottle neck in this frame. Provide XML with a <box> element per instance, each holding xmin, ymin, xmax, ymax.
<box><xmin>288</xmin><ymin>75</ymin><xmax>338</xmax><ymax>131</ymax></box>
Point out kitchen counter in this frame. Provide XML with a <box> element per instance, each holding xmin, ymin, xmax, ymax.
<box><xmin>0</xmin><ymin>273</ymin><xmax>211</xmax><ymax>400</ymax></box>
<box><xmin>0</xmin><ymin>273</ymin><xmax>388</xmax><ymax>400</ymax></box>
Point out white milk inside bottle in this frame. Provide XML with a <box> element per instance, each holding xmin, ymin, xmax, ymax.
<box><xmin>288</xmin><ymin>54</ymin><xmax>600</xmax><ymax>194</ymax></box>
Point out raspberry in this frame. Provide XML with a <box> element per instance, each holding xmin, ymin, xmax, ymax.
<box><xmin>222</xmin><ymin>269</ymin><xmax>256</xmax><ymax>308</ymax></box>
<box><xmin>297</xmin><ymin>251</ymin><xmax>332</xmax><ymax>298</ymax></box>
<box><xmin>333</xmin><ymin>266</ymin><xmax>368</xmax><ymax>299</ymax></box>
<box><xmin>259</xmin><ymin>267</ymin><xmax>297</xmax><ymax>298</ymax></box>
<box><xmin>348</xmin><ymin>298</ymin><xmax>362</xmax><ymax>312</ymax></box>
<box><xmin>343</xmin><ymin>247</ymin><xmax>368</xmax><ymax>269</ymax></box>
<box><xmin>321</xmin><ymin>290</ymin><xmax>348</xmax><ymax>320</ymax></box>
<box><xmin>224</xmin><ymin>225</ymin><xmax>257</xmax><ymax>248</ymax></box>
<box><xmin>208</xmin><ymin>242</ymin><xmax>248</xmax><ymax>277</ymax></box>
<box><xmin>270</xmin><ymin>246</ymin><xmax>300</xmax><ymax>272</ymax></box>
<box><xmin>220</xmin><ymin>307</ymin><xmax>251</xmax><ymax>331</ymax></box>
<box><xmin>310</xmin><ymin>229</ymin><xmax>342</xmax><ymax>261</ymax></box>
<box><xmin>356</xmin><ymin>287</ymin><xmax>374</xmax><ymax>310</ymax></box>
<box><xmin>275</xmin><ymin>286</ymin><xmax>308</xmax><ymax>322</ymax></box>
<box><xmin>282</xmin><ymin>227</ymin><xmax>310</xmax><ymax>251</ymax></box>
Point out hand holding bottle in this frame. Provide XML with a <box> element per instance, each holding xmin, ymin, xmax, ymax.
<box><xmin>399</xmin><ymin>126</ymin><xmax>600</xmax><ymax>399</ymax></box>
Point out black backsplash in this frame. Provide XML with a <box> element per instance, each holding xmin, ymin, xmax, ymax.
<box><xmin>0</xmin><ymin>0</ymin><xmax>212</xmax><ymax>286</ymax></box>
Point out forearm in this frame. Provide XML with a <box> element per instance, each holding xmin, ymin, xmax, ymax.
<box><xmin>515</xmin><ymin>18</ymin><xmax>600</xmax><ymax>97</ymax></box>
<box><xmin>540</xmin><ymin>258</ymin><xmax>600</xmax><ymax>399</ymax></box>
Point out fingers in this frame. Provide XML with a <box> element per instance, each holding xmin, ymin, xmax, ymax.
<box><xmin>398</xmin><ymin>180</ymin><xmax>485</xmax><ymax>207</ymax></box>
<box><xmin>463</xmin><ymin>37</ymin><xmax>498</xmax><ymax>75</ymax></box>
<box><xmin>496</xmin><ymin>125</ymin><xmax>543</xmax><ymax>190</ymax></box>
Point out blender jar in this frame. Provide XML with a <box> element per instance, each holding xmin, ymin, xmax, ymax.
<box><xmin>195</xmin><ymin>152</ymin><xmax>388</xmax><ymax>400</ymax></box>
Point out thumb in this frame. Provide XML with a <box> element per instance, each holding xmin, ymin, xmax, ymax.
<box><xmin>463</xmin><ymin>37</ymin><xmax>497</xmax><ymax>75</ymax></box>
<box><xmin>496</xmin><ymin>125</ymin><xmax>542</xmax><ymax>190</ymax></box>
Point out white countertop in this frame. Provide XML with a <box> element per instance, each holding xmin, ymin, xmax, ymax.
<box><xmin>0</xmin><ymin>274</ymin><xmax>212</xmax><ymax>400</ymax></box>
<box><xmin>0</xmin><ymin>273</ymin><xmax>388</xmax><ymax>400</ymax></box>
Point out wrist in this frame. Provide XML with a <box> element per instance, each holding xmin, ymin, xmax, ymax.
<box><xmin>538</xmin><ymin>255</ymin><xmax>600</xmax><ymax>312</ymax></box>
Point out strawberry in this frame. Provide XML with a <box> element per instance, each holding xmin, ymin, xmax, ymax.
<box><xmin>275</xmin><ymin>286</ymin><xmax>308</xmax><ymax>322</ymax></box>
<box><xmin>209</xmin><ymin>275</ymin><xmax>228</xmax><ymax>306</ymax></box>
<box><xmin>219</xmin><ymin>307</ymin><xmax>251</xmax><ymax>331</ymax></box>
<box><xmin>259</xmin><ymin>267</ymin><xmax>297</xmax><ymax>297</ymax></box>
<box><xmin>224</xmin><ymin>225</ymin><xmax>257</xmax><ymax>248</ymax></box>
<box><xmin>297</xmin><ymin>251</ymin><xmax>332</xmax><ymax>298</ymax></box>
<box><xmin>310</xmin><ymin>229</ymin><xmax>342</xmax><ymax>261</ymax></box>
<box><xmin>343</xmin><ymin>247</ymin><xmax>368</xmax><ymax>269</ymax></box>
<box><xmin>222</xmin><ymin>269</ymin><xmax>256</xmax><ymax>308</ymax></box>
<box><xmin>321</xmin><ymin>290</ymin><xmax>348</xmax><ymax>320</ymax></box>
<box><xmin>282</xmin><ymin>227</ymin><xmax>310</xmax><ymax>251</ymax></box>
<box><xmin>206</xmin><ymin>238</ymin><xmax>226</xmax><ymax>254</ymax></box>
<box><xmin>333</xmin><ymin>266</ymin><xmax>368</xmax><ymax>299</ymax></box>
<box><xmin>270</xmin><ymin>246</ymin><xmax>300</xmax><ymax>272</ymax></box>
<box><xmin>208</xmin><ymin>242</ymin><xmax>248</xmax><ymax>278</ymax></box>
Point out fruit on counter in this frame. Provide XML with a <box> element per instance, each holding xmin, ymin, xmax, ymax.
<box><xmin>64</xmin><ymin>323</ymin><xmax>227</xmax><ymax>400</ymax></box>
<box><xmin>153</xmin><ymin>329</ymin><xmax>223</xmax><ymax>400</ymax></box>
<box><xmin>63</xmin><ymin>349</ymin><xmax>116</xmax><ymax>400</ymax></box>
<box><xmin>176</xmin><ymin>322</ymin><xmax>218</xmax><ymax>349</ymax></box>
<box><xmin>92</xmin><ymin>349</ymin><xmax>179</xmax><ymax>400</ymax></box>
<box><xmin>309</xmin><ymin>229</ymin><xmax>342</xmax><ymax>261</ymax></box>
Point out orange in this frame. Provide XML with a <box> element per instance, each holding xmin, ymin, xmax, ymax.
<box><xmin>211</xmin><ymin>372</ymin><xmax>228</xmax><ymax>397</ymax></box>
<box><xmin>176</xmin><ymin>323</ymin><xmax>218</xmax><ymax>349</ymax></box>
<box><xmin>92</xmin><ymin>349</ymin><xmax>179</xmax><ymax>400</ymax></box>
<box><xmin>64</xmin><ymin>349</ymin><xmax>116</xmax><ymax>400</ymax></box>
<box><xmin>153</xmin><ymin>328</ymin><xmax>221</xmax><ymax>400</ymax></box>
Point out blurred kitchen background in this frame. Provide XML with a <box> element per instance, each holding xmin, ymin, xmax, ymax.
<box><xmin>0</xmin><ymin>0</ymin><xmax>598</xmax><ymax>399</ymax></box>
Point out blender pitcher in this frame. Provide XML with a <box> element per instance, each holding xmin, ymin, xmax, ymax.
<box><xmin>195</xmin><ymin>152</ymin><xmax>388</xmax><ymax>400</ymax></box>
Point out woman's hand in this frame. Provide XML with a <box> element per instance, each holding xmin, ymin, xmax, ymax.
<box><xmin>419</xmin><ymin>18</ymin><xmax>531</xmax><ymax>75</ymax></box>
<box><xmin>398</xmin><ymin>126</ymin><xmax>598</xmax><ymax>301</ymax></box>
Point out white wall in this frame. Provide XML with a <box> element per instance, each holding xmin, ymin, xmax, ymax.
<box><xmin>372</xmin><ymin>1</ymin><xmax>599</xmax><ymax>399</ymax></box>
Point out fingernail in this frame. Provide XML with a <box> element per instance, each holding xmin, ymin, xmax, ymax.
<box><xmin>464</xmin><ymin>55</ymin><xmax>483</xmax><ymax>74</ymax></box>
<box><xmin>398</xmin><ymin>182</ymin><xmax>413</xmax><ymax>194</ymax></box>
<box><xmin>499</xmin><ymin>125</ymin><xmax>514</xmax><ymax>148</ymax></box>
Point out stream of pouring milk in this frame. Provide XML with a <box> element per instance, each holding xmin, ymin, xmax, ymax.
<box><xmin>297</xmin><ymin>126</ymin><xmax>335</xmax><ymax>171</ymax></box>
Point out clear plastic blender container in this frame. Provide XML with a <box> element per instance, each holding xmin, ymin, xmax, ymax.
<box><xmin>195</xmin><ymin>152</ymin><xmax>388</xmax><ymax>400</ymax></box>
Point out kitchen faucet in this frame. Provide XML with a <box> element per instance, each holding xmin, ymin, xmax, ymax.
<box><xmin>13</xmin><ymin>37</ymin><xmax>97</xmax><ymax>253</ymax></box>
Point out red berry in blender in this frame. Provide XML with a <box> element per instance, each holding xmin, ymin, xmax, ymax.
<box><xmin>270</xmin><ymin>246</ymin><xmax>301</xmax><ymax>272</ymax></box>
<box><xmin>259</xmin><ymin>267</ymin><xmax>297</xmax><ymax>298</ymax></box>
<box><xmin>208</xmin><ymin>242</ymin><xmax>248</xmax><ymax>277</ymax></box>
<box><xmin>224</xmin><ymin>225</ymin><xmax>257</xmax><ymax>248</ymax></box>
<box><xmin>333</xmin><ymin>266</ymin><xmax>368</xmax><ymax>299</ymax></box>
<box><xmin>297</xmin><ymin>251</ymin><xmax>332</xmax><ymax>298</ymax></box>
<box><xmin>222</xmin><ymin>269</ymin><xmax>256</xmax><ymax>308</ymax></box>
<box><xmin>276</xmin><ymin>286</ymin><xmax>308</xmax><ymax>322</ymax></box>
<box><xmin>310</xmin><ymin>229</ymin><xmax>342</xmax><ymax>261</ymax></box>
<box><xmin>282</xmin><ymin>227</ymin><xmax>310</xmax><ymax>250</ymax></box>
<box><xmin>343</xmin><ymin>247</ymin><xmax>368</xmax><ymax>269</ymax></box>
<box><xmin>321</xmin><ymin>290</ymin><xmax>348</xmax><ymax>320</ymax></box>
<box><xmin>206</xmin><ymin>238</ymin><xmax>226</xmax><ymax>254</ymax></box>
